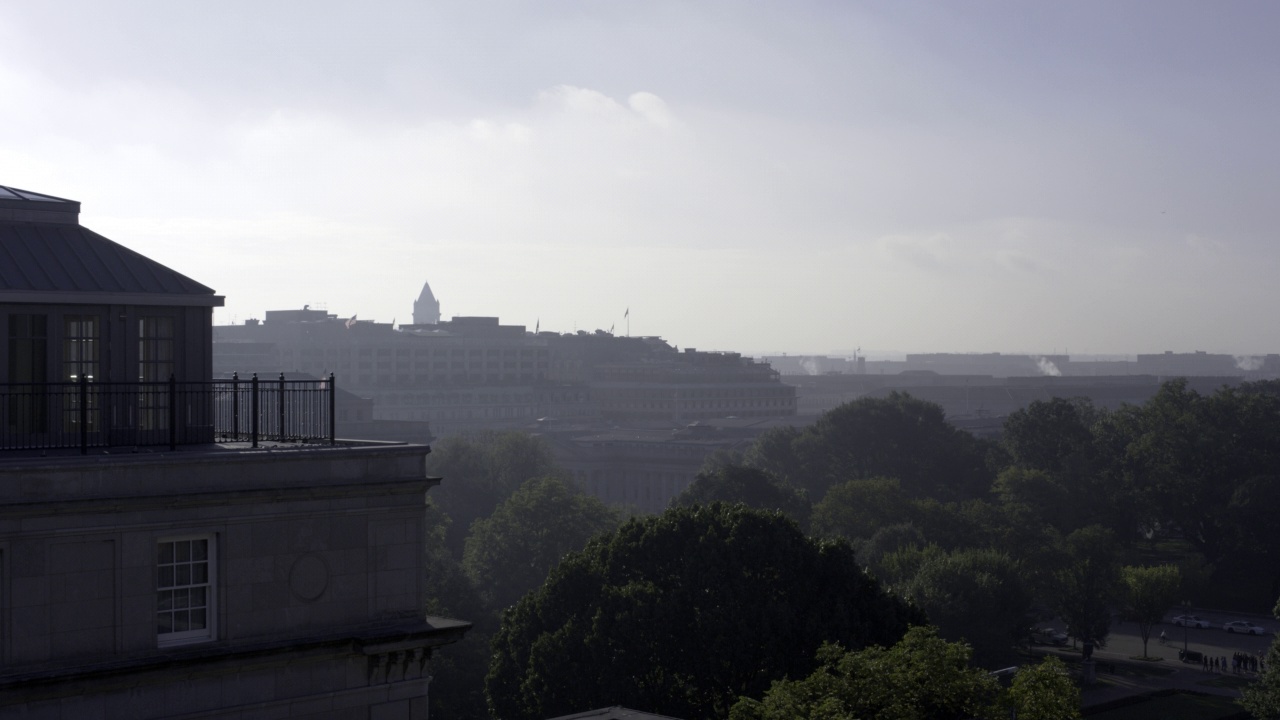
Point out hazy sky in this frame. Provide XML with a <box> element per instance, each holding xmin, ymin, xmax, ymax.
<box><xmin>3</xmin><ymin>1</ymin><xmax>1277</xmax><ymax>356</ymax></box>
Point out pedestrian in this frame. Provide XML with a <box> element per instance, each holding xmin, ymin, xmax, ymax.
<box><xmin>1202</xmin><ymin>655</ymin><xmax>1208</xmax><ymax>671</ymax></box>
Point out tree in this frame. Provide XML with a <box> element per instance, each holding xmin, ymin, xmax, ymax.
<box><xmin>463</xmin><ymin>475</ymin><xmax>619</xmax><ymax>613</ymax></box>
<box><xmin>729</xmin><ymin>627</ymin><xmax>1004</xmax><ymax>720</ymax></box>
<box><xmin>1002</xmin><ymin>397</ymin><xmax>1099</xmax><ymax>476</ymax></box>
<box><xmin>486</xmin><ymin>504</ymin><xmax>925</xmax><ymax>720</ymax></box>
<box><xmin>673</xmin><ymin>464</ymin><xmax>810</xmax><ymax>526</ymax></box>
<box><xmin>763</xmin><ymin>393</ymin><xmax>995</xmax><ymax>502</ymax></box>
<box><xmin>1007</xmin><ymin>656</ymin><xmax>1082</xmax><ymax>720</ymax></box>
<box><xmin>422</xmin><ymin>506</ymin><xmax>492</xmax><ymax>719</ymax></box>
<box><xmin>1050</xmin><ymin>526</ymin><xmax>1121</xmax><ymax>648</ymax></box>
<box><xmin>905</xmin><ymin>548</ymin><xmax>1033</xmax><ymax>668</ymax></box>
<box><xmin>1120</xmin><ymin>564</ymin><xmax>1181</xmax><ymax>659</ymax></box>
<box><xmin>742</xmin><ymin>425</ymin><xmax>804</xmax><ymax>485</ymax></box>
<box><xmin>810</xmin><ymin>476</ymin><xmax>912</xmax><ymax>542</ymax></box>
<box><xmin>426</xmin><ymin>430</ymin><xmax>561</xmax><ymax>554</ymax></box>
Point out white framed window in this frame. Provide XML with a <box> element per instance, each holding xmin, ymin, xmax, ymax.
<box><xmin>157</xmin><ymin>535</ymin><xmax>216</xmax><ymax>647</ymax></box>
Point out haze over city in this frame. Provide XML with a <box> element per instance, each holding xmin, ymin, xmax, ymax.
<box><xmin>3</xmin><ymin>1</ymin><xmax>1277</xmax><ymax>356</ymax></box>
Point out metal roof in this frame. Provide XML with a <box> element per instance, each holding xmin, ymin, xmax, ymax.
<box><xmin>0</xmin><ymin>185</ymin><xmax>222</xmax><ymax>307</ymax></box>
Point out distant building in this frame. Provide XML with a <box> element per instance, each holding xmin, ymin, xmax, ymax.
<box><xmin>413</xmin><ymin>280</ymin><xmax>441</xmax><ymax>326</ymax></box>
<box><xmin>214</xmin><ymin>312</ymin><xmax>797</xmax><ymax>437</ymax></box>
<box><xmin>0</xmin><ymin>185</ymin><xmax>467</xmax><ymax>718</ymax></box>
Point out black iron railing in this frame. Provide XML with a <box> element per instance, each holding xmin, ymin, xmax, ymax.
<box><xmin>0</xmin><ymin>373</ymin><xmax>335</xmax><ymax>454</ymax></box>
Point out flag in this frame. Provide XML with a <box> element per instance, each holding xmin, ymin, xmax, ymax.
<box><xmin>345</xmin><ymin>315</ymin><xmax>357</xmax><ymax>329</ymax></box>
<box><xmin>535</xmin><ymin>318</ymin><xmax>540</xmax><ymax>333</ymax></box>
<box><xmin>610</xmin><ymin>323</ymin><xmax>615</xmax><ymax>334</ymax></box>
<box><xmin>624</xmin><ymin>307</ymin><xmax>629</xmax><ymax>318</ymax></box>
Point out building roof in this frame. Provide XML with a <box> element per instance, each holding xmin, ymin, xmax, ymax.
<box><xmin>416</xmin><ymin>280</ymin><xmax>437</xmax><ymax>306</ymax></box>
<box><xmin>0</xmin><ymin>185</ymin><xmax>222</xmax><ymax>307</ymax></box>
<box><xmin>546</xmin><ymin>707</ymin><xmax>686</xmax><ymax>720</ymax></box>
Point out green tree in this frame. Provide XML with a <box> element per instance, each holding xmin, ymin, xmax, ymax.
<box><xmin>768</xmin><ymin>393</ymin><xmax>996</xmax><ymax>502</ymax></box>
<box><xmin>904</xmin><ymin>548</ymin><xmax>1033</xmax><ymax>668</ymax></box>
<box><xmin>1121</xmin><ymin>380</ymin><xmax>1280</xmax><ymax>568</ymax></box>
<box><xmin>673</xmin><ymin>464</ymin><xmax>810</xmax><ymax>526</ymax></box>
<box><xmin>1007</xmin><ymin>656</ymin><xmax>1081</xmax><ymax>720</ymax></box>
<box><xmin>810</xmin><ymin>476</ymin><xmax>912</xmax><ymax>542</ymax></box>
<box><xmin>1002</xmin><ymin>397</ymin><xmax>1099</xmax><ymax>476</ymax></box>
<box><xmin>742</xmin><ymin>425</ymin><xmax>804</xmax><ymax>485</ymax></box>
<box><xmin>1050</xmin><ymin>526</ymin><xmax>1121</xmax><ymax>648</ymax></box>
<box><xmin>729</xmin><ymin>627</ymin><xmax>1004</xmax><ymax>720</ymax></box>
<box><xmin>1119</xmin><ymin>564</ymin><xmax>1181</xmax><ymax>659</ymax></box>
<box><xmin>486</xmin><ymin>504</ymin><xmax>924</xmax><ymax>720</ymax></box>
<box><xmin>422</xmin><ymin>506</ymin><xmax>491</xmax><ymax>718</ymax></box>
<box><xmin>426</xmin><ymin>430</ymin><xmax>561</xmax><ymax>554</ymax></box>
<box><xmin>463</xmin><ymin>475</ymin><xmax>619</xmax><ymax>613</ymax></box>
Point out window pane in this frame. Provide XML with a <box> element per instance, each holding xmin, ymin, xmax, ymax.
<box><xmin>158</xmin><ymin>565</ymin><xmax>174</xmax><ymax>588</ymax></box>
<box><xmin>159</xmin><ymin>542</ymin><xmax>174</xmax><ymax>564</ymax></box>
<box><xmin>192</xmin><ymin>540</ymin><xmax>207</xmax><ymax>561</ymax></box>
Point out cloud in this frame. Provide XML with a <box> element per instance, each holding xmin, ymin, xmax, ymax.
<box><xmin>876</xmin><ymin>233</ymin><xmax>956</xmax><ymax>269</ymax></box>
<box><xmin>628</xmin><ymin>92</ymin><xmax>673</xmax><ymax>128</ymax></box>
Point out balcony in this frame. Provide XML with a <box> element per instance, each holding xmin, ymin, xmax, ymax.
<box><xmin>0</xmin><ymin>373</ymin><xmax>335</xmax><ymax>454</ymax></box>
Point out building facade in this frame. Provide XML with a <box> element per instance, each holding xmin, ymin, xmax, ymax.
<box><xmin>0</xmin><ymin>185</ymin><xmax>466</xmax><ymax>718</ymax></box>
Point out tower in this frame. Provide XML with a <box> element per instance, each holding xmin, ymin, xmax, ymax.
<box><xmin>413</xmin><ymin>280</ymin><xmax>441</xmax><ymax>325</ymax></box>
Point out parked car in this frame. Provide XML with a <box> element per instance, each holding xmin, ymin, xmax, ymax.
<box><xmin>1223</xmin><ymin>621</ymin><xmax>1266</xmax><ymax>635</ymax></box>
<box><xmin>1173</xmin><ymin>615</ymin><xmax>1212</xmax><ymax>628</ymax></box>
<box><xmin>1031</xmin><ymin>626</ymin><xmax>1069</xmax><ymax>646</ymax></box>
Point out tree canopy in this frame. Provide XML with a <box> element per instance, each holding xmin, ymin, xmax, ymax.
<box><xmin>463</xmin><ymin>475</ymin><xmax>620</xmax><ymax>613</ymax></box>
<box><xmin>673</xmin><ymin>464</ymin><xmax>810</xmax><ymax>525</ymax></box>
<box><xmin>746</xmin><ymin>393</ymin><xmax>995</xmax><ymax>501</ymax></box>
<box><xmin>426</xmin><ymin>430</ymin><xmax>561</xmax><ymax>554</ymax></box>
<box><xmin>729</xmin><ymin>627</ymin><xmax>1005</xmax><ymax>720</ymax></box>
<box><xmin>1119</xmin><ymin>564</ymin><xmax>1182</xmax><ymax>659</ymax></box>
<box><xmin>904</xmin><ymin>548</ymin><xmax>1032</xmax><ymax>668</ymax></box>
<box><xmin>486</xmin><ymin>504</ymin><xmax>924</xmax><ymax>720</ymax></box>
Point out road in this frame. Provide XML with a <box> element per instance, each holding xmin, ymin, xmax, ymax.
<box><xmin>1037</xmin><ymin>609</ymin><xmax>1274</xmax><ymax>662</ymax></box>
<box><xmin>1031</xmin><ymin>608</ymin><xmax>1275</xmax><ymax>708</ymax></box>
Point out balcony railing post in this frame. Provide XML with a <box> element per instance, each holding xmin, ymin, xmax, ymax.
<box><xmin>79</xmin><ymin>375</ymin><xmax>88</xmax><ymax>455</ymax></box>
<box><xmin>169</xmin><ymin>374</ymin><xmax>177</xmax><ymax>451</ymax></box>
<box><xmin>231</xmin><ymin>372</ymin><xmax>240</xmax><ymax>441</ymax></box>
<box><xmin>329</xmin><ymin>373</ymin><xmax>336</xmax><ymax>446</ymax></box>
<box><xmin>278</xmin><ymin>373</ymin><xmax>286</xmax><ymax>442</ymax></box>
<box><xmin>251</xmin><ymin>373</ymin><xmax>260</xmax><ymax>448</ymax></box>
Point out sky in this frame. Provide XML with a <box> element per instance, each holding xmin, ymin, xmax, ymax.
<box><xmin>2</xmin><ymin>1</ymin><xmax>1278</xmax><ymax>357</ymax></box>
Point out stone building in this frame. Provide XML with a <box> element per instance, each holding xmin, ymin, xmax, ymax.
<box><xmin>0</xmin><ymin>185</ymin><xmax>466</xmax><ymax>718</ymax></box>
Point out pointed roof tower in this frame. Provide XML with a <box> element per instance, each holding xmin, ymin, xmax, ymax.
<box><xmin>413</xmin><ymin>280</ymin><xmax>440</xmax><ymax>325</ymax></box>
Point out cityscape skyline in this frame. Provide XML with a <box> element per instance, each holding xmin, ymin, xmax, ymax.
<box><xmin>3</xmin><ymin>2</ymin><xmax>1277</xmax><ymax>355</ymax></box>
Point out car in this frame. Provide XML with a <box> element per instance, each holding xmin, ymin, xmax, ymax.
<box><xmin>1223</xmin><ymin>621</ymin><xmax>1266</xmax><ymax>635</ymax></box>
<box><xmin>1173</xmin><ymin>615</ymin><xmax>1212</xmax><ymax>629</ymax></box>
<box><xmin>1031</xmin><ymin>626</ymin><xmax>1069</xmax><ymax>646</ymax></box>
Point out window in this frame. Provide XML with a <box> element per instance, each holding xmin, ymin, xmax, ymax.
<box><xmin>139</xmin><ymin>317</ymin><xmax>174</xmax><ymax>430</ymax></box>
<box><xmin>63</xmin><ymin>315</ymin><xmax>100</xmax><ymax>432</ymax></box>
<box><xmin>157</xmin><ymin>536</ymin><xmax>215</xmax><ymax>647</ymax></box>
<box><xmin>7</xmin><ymin>314</ymin><xmax>49</xmax><ymax>432</ymax></box>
